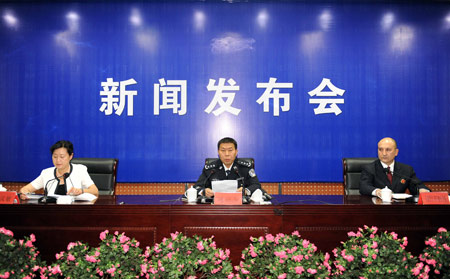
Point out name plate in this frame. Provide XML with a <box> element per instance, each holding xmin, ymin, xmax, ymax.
<box><xmin>418</xmin><ymin>192</ymin><xmax>450</xmax><ymax>205</ymax></box>
<box><xmin>214</xmin><ymin>192</ymin><xmax>242</xmax><ymax>205</ymax></box>
<box><xmin>0</xmin><ymin>192</ymin><xmax>20</xmax><ymax>204</ymax></box>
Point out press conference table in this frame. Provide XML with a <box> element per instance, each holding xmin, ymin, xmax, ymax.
<box><xmin>1</xmin><ymin>194</ymin><xmax>449</xmax><ymax>264</ymax></box>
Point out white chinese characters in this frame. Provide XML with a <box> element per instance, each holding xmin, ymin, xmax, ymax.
<box><xmin>154</xmin><ymin>78</ymin><xmax>187</xmax><ymax>115</ymax></box>
<box><xmin>99</xmin><ymin>78</ymin><xmax>137</xmax><ymax>116</ymax></box>
<box><xmin>99</xmin><ymin>77</ymin><xmax>345</xmax><ymax>117</ymax></box>
<box><xmin>205</xmin><ymin>78</ymin><xmax>241</xmax><ymax>116</ymax></box>
<box><xmin>256</xmin><ymin>77</ymin><xmax>292</xmax><ymax>116</ymax></box>
<box><xmin>308</xmin><ymin>78</ymin><xmax>345</xmax><ymax>115</ymax></box>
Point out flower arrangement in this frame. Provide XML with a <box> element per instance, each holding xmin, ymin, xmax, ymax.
<box><xmin>331</xmin><ymin>225</ymin><xmax>427</xmax><ymax>279</ymax></box>
<box><xmin>0</xmin><ymin>227</ymin><xmax>43</xmax><ymax>279</ymax></box>
<box><xmin>234</xmin><ymin>231</ymin><xmax>331</xmax><ymax>279</ymax></box>
<box><xmin>419</xmin><ymin>227</ymin><xmax>450</xmax><ymax>278</ymax></box>
<box><xmin>143</xmin><ymin>232</ymin><xmax>233</xmax><ymax>278</ymax></box>
<box><xmin>41</xmin><ymin>230</ymin><xmax>146</xmax><ymax>278</ymax></box>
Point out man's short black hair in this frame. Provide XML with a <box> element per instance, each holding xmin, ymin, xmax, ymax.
<box><xmin>217</xmin><ymin>137</ymin><xmax>237</xmax><ymax>150</ymax></box>
<box><xmin>50</xmin><ymin>140</ymin><xmax>74</xmax><ymax>156</ymax></box>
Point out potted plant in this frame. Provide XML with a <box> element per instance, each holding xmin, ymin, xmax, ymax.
<box><xmin>331</xmin><ymin>225</ymin><xmax>427</xmax><ymax>279</ymax></box>
<box><xmin>0</xmin><ymin>227</ymin><xmax>43</xmax><ymax>279</ymax></box>
<box><xmin>144</xmin><ymin>232</ymin><xmax>233</xmax><ymax>278</ymax></box>
<box><xmin>419</xmin><ymin>227</ymin><xmax>450</xmax><ymax>278</ymax></box>
<box><xmin>41</xmin><ymin>230</ymin><xmax>146</xmax><ymax>278</ymax></box>
<box><xmin>234</xmin><ymin>231</ymin><xmax>331</xmax><ymax>278</ymax></box>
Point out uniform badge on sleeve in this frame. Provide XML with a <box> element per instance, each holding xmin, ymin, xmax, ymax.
<box><xmin>249</xmin><ymin>168</ymin><xmax>256</xmax><ymax>178</ymax></box>
<box><xmin>400</xmin><ymin>179</ymin><xmax>406</xmax><ymax>184</ymax></box>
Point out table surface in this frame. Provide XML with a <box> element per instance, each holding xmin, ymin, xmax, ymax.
<box><xmin>16</xmin><ymin>194</ymin><xmax>427</xmax><ymax>206</ymax></box>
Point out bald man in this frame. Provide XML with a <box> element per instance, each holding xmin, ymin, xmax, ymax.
<box><xmin>359</xmin><ymin>137</ymin><xmax>430</xmax><ymax>197</ymax></box>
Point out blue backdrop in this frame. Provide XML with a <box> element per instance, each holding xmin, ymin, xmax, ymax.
<box><xmin>0</xmin><ymin>1</ymin><xmax>449</xmax><ymax>182</ymax></box>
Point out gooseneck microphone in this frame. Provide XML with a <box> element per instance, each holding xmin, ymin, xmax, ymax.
<box><xmin>198</xmin><ymin>169</ymin><xmax>215</xmax><ymax>203</ymax></box>
<box><xmin>39</xmin><ymin>173</ymin><xmax>69</xmax><ymax>204</ymax></box>
<box><xmin>233</xmin><ymin>165</ymin><xmax>250</xmax><ymax>204</ymax></box>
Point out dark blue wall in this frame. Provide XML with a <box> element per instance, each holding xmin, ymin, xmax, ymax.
<box><xmin>0</xmin><ymin>1</ymin><xmax>449</xmax><ymax>182</ymax></box>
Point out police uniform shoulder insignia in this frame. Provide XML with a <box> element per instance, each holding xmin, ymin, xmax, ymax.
<box><xmin>236</xmin><ymin>159</ymin><xmax>252</xmax><ymax>168</ymax></box>
<box><xmin>248</xmin><ymin>168</ymin><xmax>256</xmax><ymax>178</ymax></box>
<box><xmin>204</xmin><ymin>160</ymin><xmax>219</xmax><ymax>170</ymax></box>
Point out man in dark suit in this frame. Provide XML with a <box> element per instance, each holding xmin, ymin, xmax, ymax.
<box><xmin>360</xmin><ymin>137</ymin><xmax>430</xmax><ymax>197</ymax></box>
<box><xmin>194</xmin><ymin>137</ymin><xmax>261</xmax><ymax>198</ymax></box>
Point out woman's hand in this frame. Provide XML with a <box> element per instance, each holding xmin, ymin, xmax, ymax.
<box><xmin>67</xmin><ymin>187</ymin><xmax>83</xmax><ymax>196</ymax></box>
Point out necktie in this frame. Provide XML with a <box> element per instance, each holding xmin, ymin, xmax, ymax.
<box><xmin>386</xmin><ymin>168</ymin><xmax>393</xmax><ymax>184</ymax></box>
<box><xmin>226</xmin><ymin>170</ymin><xmax>230</xmax><ymax>177</ymax></box>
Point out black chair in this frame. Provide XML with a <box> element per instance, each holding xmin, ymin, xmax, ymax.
<box><xmin>71</xmin><ymin>158</ymin><xmax>118</xmax><ymax>195</ymax></box>
<box><xmin>205</xmin><ymin>158</ymin><xmax>255</xmax><ymax>169</ymax></box>
<box><xmin>342</xmin><ymin>157</ymin><xmax>377</xmax><ymax>195</ymax></box>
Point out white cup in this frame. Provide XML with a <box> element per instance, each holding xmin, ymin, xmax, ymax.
<box><xmin>250</xmin><ymin>189</ymin><xmax>263</xmax><ymax>203</ymax></box>
<box><xmin>380</xmin><ymin>187</ymin><xmax>392</xmax><ymax>203</ymax></box>
<box><xmin>186</xmin><ymin>186</ymin><xmax>197</xmax><ymax>203</ymax></box>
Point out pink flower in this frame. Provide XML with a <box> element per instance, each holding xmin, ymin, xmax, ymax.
<box><xmin>302</xmin><ymin>239</ymin><xmax>310</xmax><ymax>248</ymax></box>
<box><xmin>371</xmin><ymin>241</ymin><xmax>378</xmax><ymax>249</ymax></box>
<box><xmin>67</xmin><ymin>254</ymin><xmax>75</xmax><ymax>261</ymax></box>
<box><xmin>426</xmin><ymin>259</ymin><xmax>436</xmax><ymax>266</ymax></box>
<box><xmin>437</xmin><ymin>227</ymin><xmax>447</xmax><ymax>233</ymax></box>
<box><xmin>443</xmin><ymin>243</ymin><xmax>450</xmax><ymax>250</ymax></box>
<box><xmin>119</xmin><ymin>234</ymin><xmax>129</xmax><ymax>243</ymax></box>
<box><xmin>122</xmin><ymin>244</ymin><xmax>129</xmax><ymax>253</ymax></box>
<box><xmin>292</xmin><ymin>231</ymin><xmax>300</xmax><ymax>237</ymax></box>
<box><xmin>293</xmin><ymin>254</ymin><xmax>304</xmax><ymax>262</ymax></box>
<box><xmin>295</xmin><ymin>266</ymin><xmax>305</xmax><ymax>274</ymax></box>
<box><xmin>85</xmin><ymin>255</ymin><xmax>97</xmax><ymax>263</ymax></box>
<box><xmin>30</xmin><ymin>234</ymin><xmax>36</xmax><ymax>242</ymax></box>
<box><xmin>197</xmin><ymin>241</ymin><xmax>204</xmax><ymax>251</ymax></box>
<box><xmin>274</xmin><ymin>251</ymin><xmax>287</xmax><ymax>259</ymax></box>
<box><xmin>50</xmin><ymin>265</ymin><xmax>62</xmax><ymax>275</ymax></box>
<box><xmin>100</xmin><ymin>230</ymin><xmax>108</xmax><ymax>241</ymax></box>
<box><xmin>25</xmin><ymin>240</ymin><xmax>33</xmax><ymax>248</ymax></box>
<box><xmin>277</xmin><ymin>274</ymin><xmax>286</xmax><ymax>279</ymax></box>
<box><xmin>265</xmin><ymin>234</ymin><xmax>274</xmax><ymax>241</ymax></box>
<box><xmin>170</xmin><ymin>232</ymin><xmax>178</xmax><ymax>240</ymax></box>
<box><xmin>363</xmin><ymin>248</ymin><xmax>369</xmax><ymax>257</ymax></box>
<box><xmin>348</xmin><ymin>231</ymin><xmax>357</xmax><ymax>237</ymax></box>
<box><xmin>346</xmin><ymin>255</ymin><xmax>354</xmax><ymax>262</ymax></box>
<box><xmin>140</xmin><ymin>264</ymin><xmax>147</xmax><ymax>273</ymax></box>
<box><xmin>390</xmin><ymin>232</ymin><xmax>398</xmax><ymax>240</ymax></box>
<box><xmin>0</xmin><ymin>272</ymin><xmax>10</xmax><ymax>279</ymax></box>
<box><xmin>307</xmin><ymin>268</ymin><xmax>317</xmax><ymax>274</ymax></box>
<box><xmin>107</xmin><ymin>266</ymin><xmax>116</xmax><ymax>275</ymax></box>
<box><xmin>372</xmin><ymin>254</ymin><xmax>377</xmax><ymax>260</ymax></box>
<box><xmin>197</xmin><ymin>259</ymin><xmax>208</xmax><ymax>265</ymax></box>
<box><xmin>425</xmin><ymin>238</ymin><xmax>436</xmax><ymax>247</ymax></box>
<box><xmin>0</xmin><ymin>227</ymin><xmax>13</xmax><ymax>237</ymax></box>
<box><xmin>55</xmin><ymin>252</ymin><xmax>63</xmax><ymax>260</ymax></box>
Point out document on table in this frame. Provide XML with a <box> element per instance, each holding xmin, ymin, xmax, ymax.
<box><xmin>24</xmin><ymin>193</ymin><xmax>96</xmax><ymax>202</ymax></box>
<box><xmin>212</xmin><ymin>180</ymin><xmax>238</xmax><ymax>193</ymax></box>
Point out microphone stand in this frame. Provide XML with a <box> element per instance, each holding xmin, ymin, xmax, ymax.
<box><xmin>38</xmin><ymin>173</ymin><xmax>68</xmax><ymax>204</ymax></box>
<box><xmin>388</xmin><ymin>169</ymin><xmax>422</xmax><ymax>203</ymax></box>
<box><xmin>198</xmin><ymin>170</ymin><xmax>215</xmax><ymax>204</ymax></box>
<box><xmin>39</xmin><ymin>179</ymin><xmax>58</xmax><ymax>204</ymax></box>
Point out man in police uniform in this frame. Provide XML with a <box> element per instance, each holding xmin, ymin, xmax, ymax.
<box><xmin>194</xmin><ymin>137</ymin><xmax>261</xmax><ymax>198</ymax></box>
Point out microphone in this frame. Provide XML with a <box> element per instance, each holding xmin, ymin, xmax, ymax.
<box><xmin>198</xmin><ymin>169</ymin><xmax>215</xmax><ymax>204</ymax></box>
<box><xmin>39</xmin><ymin>173</ymin><xmax>69</xmax><ymax>204</ymax></box>
<box><xmin>390</xmin><ymin>170</ymin><xmax>423</xmax><ymax>201</ymax></box>
<box><xmin>233</xmin><ymin>166</ymin><xmax>248</xmax><ymax>203</ymax></box>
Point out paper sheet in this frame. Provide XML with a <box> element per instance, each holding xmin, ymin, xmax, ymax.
<box><xmin>212</xmin><ymin>180</ymin><xmax>238</xmax><ymax>193</ymax></box>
